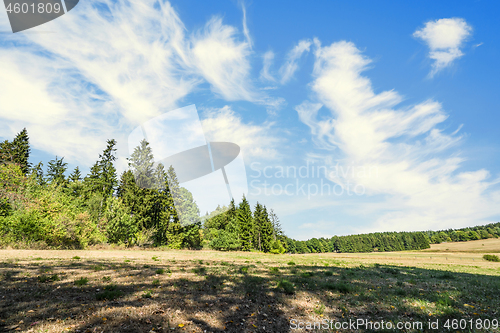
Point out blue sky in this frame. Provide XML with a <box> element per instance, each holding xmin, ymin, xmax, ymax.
<box><xmin>1</xmin><ymin>0</ymin><xmax>500</xmax><ymax>240</ymax></box>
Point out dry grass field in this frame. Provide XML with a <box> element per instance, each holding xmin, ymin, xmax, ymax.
<box><xmin>421</xmin><ymin>238</ymin><xmax>500</xmax><ymax>253</ymax></box>
<box><xmin>0</xmin><ymin>244</ymin><xmax>499</xmax><ymax>333</ymax></box>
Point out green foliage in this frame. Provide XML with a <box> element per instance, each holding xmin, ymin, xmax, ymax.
<box><xmin>269</xmin><ymin>239</ymin><xmax>286</xmax><ymax>254</ymax></box>
<box><xmin>209</xmin><ymin>229</ymin><xmax>241</xmax><ymax>251</ymax></box>
<box><xmin>104</xmin><ymin>197</ymin><xmax>138</xmax><ymax>246</ymax></box>
<box><xmin>483</xmin><ymin>254</ymin><xmax>500</xmax><ymax>262</ymax></box>
<box><xmin>287</xmin><ymin>261</ymin><xmax>296</xmax><ymax>266</ymax></box>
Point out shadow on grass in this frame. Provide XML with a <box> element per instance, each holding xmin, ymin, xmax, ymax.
<box><xmin>0</xmin><ymin>258</ymin><xmax>499</xmax><ymax>332</ymax></box>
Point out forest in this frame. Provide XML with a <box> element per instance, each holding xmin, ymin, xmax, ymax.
<box><xmin>1</xmin><ymin>128</ymin><xmax>499</xmax><ymax>253</ymax></box>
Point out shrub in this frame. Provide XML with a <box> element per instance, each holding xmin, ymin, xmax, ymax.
<box><xmin>287</xmin><ymin>261</ymin><xmax>296</xmax><ymax>266</ymax></box>
<box><xmin>269</xmin><ymin>267</ymin><xmax>280</xmax><ymax>274</ymax></box>
<box><xmin>483</xmin><ymin>254</ymin><xmax>500</xmax><ymax>262</ymax></box>
<box><xmin>74</xmin><ymin>277</ymin><xmax>88</xmax><ymax>286</ymax></box>
<box><xmin>155</xmin><ymin>268</ymin><xmax>165</xmax><ymax>275</ymax></box>
<box><xmin>269</xmin><ymin>240</ymin><xmax>285</xmax><ymax>254</ymax></box>
<box><xmin>276</xmin><ymin>279</ymin><xmax>295</xmax><ymax>294</ymax></box>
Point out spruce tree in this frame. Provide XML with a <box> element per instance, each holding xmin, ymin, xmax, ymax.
<box><xmin>253</xmin><ymin>203</ymin><xmax>264</xmax><ymax>251</ymax></box>
<box><xmin>128</xmin><ymin>139</ymin><xmax>155</xmax><ymax>189</ymax></box>
<box><xmin>260</xmin><ymin>206</ymin><xmax>274</xmax><ymax>252</ymax></box>
<box><xmin>12</xmin><ymin>128</ymin><xmax>31</xmax><ymax>175</ymax></box>
<box><xmin>237</xmin><ymin>195</ymin><xmax>253</xmax><ymax>251</ymax></box>
<box><xmin>0</xmin><ymin>140</ymin><xmax>14</xmax><ymax>165</ymax></box>
<box><xmin>46</xmin><ymin>156</ymin><xmax>68</xmax><ymax>186</ymax></box>
<box><xmin>98</xmin><ymin>139</ymin><xmax>118</xmax><ymax>197</ymax></box>
<box><xmin>69</xmin><ymin>166</ymin><xmax>82</xmax><ymax>182</ymax></box>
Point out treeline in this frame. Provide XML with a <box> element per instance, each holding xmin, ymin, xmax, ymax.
<box><xmin>202</xmin><ymin>199</ymin><xmax>287</xmax><ymax>253</ymax></box>
<box><xmin>0</xmin><ymin>128</ymin><xmax>203</xmax><ymax>249</ymax></box>
<box><xmin>425</xmin><ymin>223</ymin><xmax>500</xmax><ymax>243</ymax></box>
<box><xmin>284</xmin><ymin>223</ymin><xmax>500</xmax><ymax>254</ymax></box>
<box><xmin>2</xmin><ymin>128</ymin><xmax>500</xmax><ymax>253</ymax></box>
<box><xmin>285</xmin><ymin>231</ymin><xmax>431</xmax><ymax>254</ymax></box>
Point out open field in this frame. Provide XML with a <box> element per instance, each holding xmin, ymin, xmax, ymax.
<box><xmin>1</xmin><ymin>248</ymin><xmax>499</xmax><ymax>333</ymax></box>
<box><xmin>421</xmin><ymin>238</ymin><xmax>500</xmax><ymax>253</ymax></box>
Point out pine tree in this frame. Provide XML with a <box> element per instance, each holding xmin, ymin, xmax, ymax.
<box><xmin>260</xmin><ymin>206</ymin><xmax>274</xmax><ymax>252</ymax></box>
<box><xmin>237</xmin><ymin>195</ymin><xmax>253</xmax><ymax>251</ymax></box>
<box><xmin>46</xmin><ymin>156</ymin><xmax>68</xmax><ymax>186</ymax></box>
<box><xmin>268</xmin><ymin>208</ymin><xmax>283</xmax><ymax>241</ymax></box>
<box><xmin>128</xmin><ymin>139</ymin><xmax>155</xmax><ymax>189</ymax></box>
<box><xmin>0</xmin><ymin>140</ymin><xmax>14</xmax><ymax>165</ymax></box>
<box><xmin>98</xmin><ymin>139</ymin><xmax>118</xmax><ymax>197</ymax></box>
<box><xmin>252</xmin><ymin>203</ymin><xmax>264</xmax><ymax>251</ymax></box>
<box><xmin>68</xmin><ymin>166</ymin><xmax>84</xmax><ymax>197</ymax></box>
<box><xmin>12</xmin><ymin>128</ymin><xmax>31</xmax><ymax>175</ymax></box>
<box><xmin>69</xmin><ymin>166</ymin><xmax>82</xmax><ymax>182</ymax></box>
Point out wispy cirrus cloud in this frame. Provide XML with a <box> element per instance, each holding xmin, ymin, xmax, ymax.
<box><xmin>260</xmin><ymin>50</ymin><xmax>276</xmax><ymax>82</ymax></box>
<box><xmin>0</xmin><ymin>0</ymin><xmax>276</xmax><ymax>169</ymax></box>
<box><xmin>279</xmin><ymin>39</ymin><xmax>312</xmax><ymax>84</ymax></box>
<box><xmin>296</xmin><ymin>39</ymin><xmax>500</xmax><ymax>232</ymax></box>
<box><xmin>413</xmin><ymin>18</ymin><xmax>472</xmax><ymax>77</ymax></box>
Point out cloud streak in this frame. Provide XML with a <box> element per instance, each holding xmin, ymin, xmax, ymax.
<box><xmin>279</xmin><ymin>39</ymin><xmax>311</xmax><ymax>84</ymax></box>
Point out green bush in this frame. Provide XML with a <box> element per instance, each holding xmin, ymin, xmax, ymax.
<box><xmin>287</xmin><ymin>261</ymin><xmax>296</xmax><ymax>266</ymax></box>
<box><xmin>269</xmin><ymin>240</ymin><xmax>285</xmax><ymax>254</ymax></box>
<box><xmin>483</xmin><ymin>254</ymin><xmax>500</xmax><ymax>262</ymax></box>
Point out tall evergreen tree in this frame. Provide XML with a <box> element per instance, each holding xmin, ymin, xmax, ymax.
<box><xmin>253</xmin><ymin>202</ymin><xmax>264</xmax><ymax>251</ymax></box>
<box><xmin>69</xmin><ymin>166</ymin><xmax>82</xmax><ymax>182</ymax></box>
<box><xmin>260</xmin><ymin>206</ymin><xmax>274</xmax><ymax>252</ymax></box>
<box><xmin>0</xmin><ymin>140</ymin><xmax>14</xmax><ymax>165</ymax></box>
<box><xmin>46</xmin><ymin>156</ymin><xmax>68</xmax><ymax>186</ymax></box>
<box><xmin>237</xmin><ymin>195</ymin><xmax>253</xmax><ymax>251</ymax></box>
<box><xmin>128</xmin><ymin>139</ymin><xmax>155</xmax><ymax>189</ymax></box>
<box><xmin>12</xmin><ymin>128</ymin><xmax>31</xmax><ymax>175</ymax></box>
<box><xmin>98</xmin><ymin>139</ymin><xmax>118</xmax><ymax>197</ymax></box>
<box><xmin>268</xmin><ymin>208</ymin><xmax>283</xmax><ymax>241</ymax></box>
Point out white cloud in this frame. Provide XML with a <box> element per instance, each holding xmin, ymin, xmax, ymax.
<box><xmin>279</xmin><ymin>39</ymin><xmax>312</xmax><ymax>84</ymax></box>
<box><xmin>191</xmin><ymin>17</ymin><xmax>255</xmax><ymax>101</ymax></box>
<box><xmin>413</xmin><ymin>18</ymin><xmax>472</xmax><ymax>76</ymax></box>
<box><xmin>298</xmin><ymin>39</ymin><xmax>500</xmax><ymax>232</ymax></box>
<box><xmin>201</xmin><ymin>106</ymin><xmax>281</xmax><ymax>160</ymax></box>
<box><xmin>0</xmin><ymin>0</ymin><xmax>268</xmax><ymax>169</ymax></box>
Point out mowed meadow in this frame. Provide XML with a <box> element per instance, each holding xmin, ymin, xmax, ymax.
<box><xmin>1</xmin><ymin>240</ymin><xmax>500</xmax><ymax>333</ymax></box>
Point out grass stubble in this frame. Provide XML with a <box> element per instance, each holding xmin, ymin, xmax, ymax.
<box><xmin>0</xmin><ymin>244</ymin><xmax>499</xmax><ymax>332</ymax></box>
